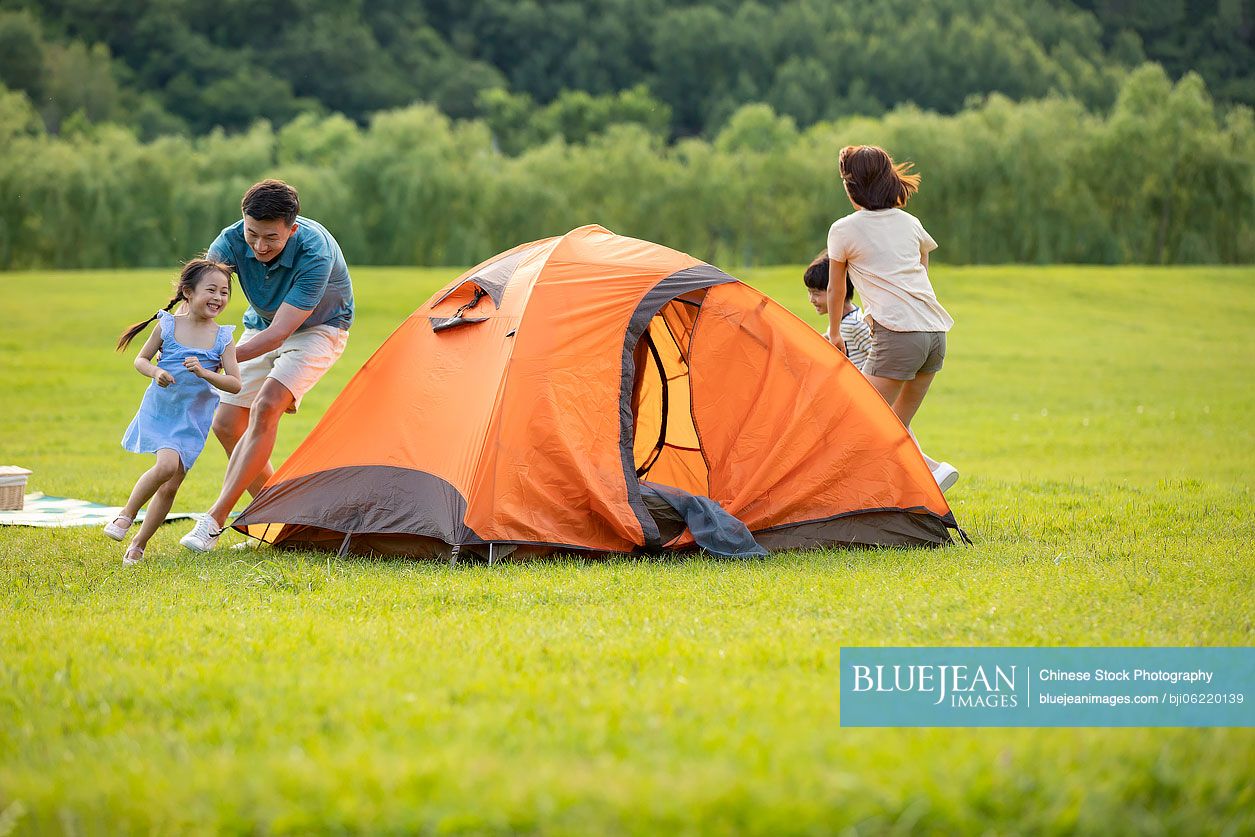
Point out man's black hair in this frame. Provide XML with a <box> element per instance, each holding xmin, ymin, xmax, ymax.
<box><xmin>241</xmin><ymin>179</ymin><xmax>300</xmax><ymax>225</ymax></box>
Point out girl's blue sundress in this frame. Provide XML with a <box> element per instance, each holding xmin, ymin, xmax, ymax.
<box><xmin>122</xmin><ymin>310</ymin><xmax>235</xmax><ymax>471</ymax></box>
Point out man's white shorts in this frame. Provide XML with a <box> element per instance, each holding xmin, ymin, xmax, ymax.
<box><xmin>219</xmin><ymin>325</ymin><xmax>349</xmax><ymax>414</ymax></box>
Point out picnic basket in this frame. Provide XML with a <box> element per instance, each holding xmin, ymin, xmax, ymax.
<box><xmin>0</xmin><ymin>467</ymin><xmax>32</xmax><ymax>510</ymax></box>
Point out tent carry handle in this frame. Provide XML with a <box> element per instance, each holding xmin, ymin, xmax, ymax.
<box><xmin>431</xmin><ymin>287</ymin><xmax>490</xmax><ymax>333</ymax></box>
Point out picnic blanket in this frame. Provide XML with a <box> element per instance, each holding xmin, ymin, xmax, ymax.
<box><xmin>0</xmin><ymin>492</ymin><xmax>199</xmax><ymax>528</ymax></box>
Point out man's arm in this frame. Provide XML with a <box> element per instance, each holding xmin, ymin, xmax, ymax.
<box><xmin>233</xmin><ymin>247</ymin><xmax>333</xmax><ymax>362</ymax></box>
<box><xmin>235</xmin><ymin>251</ymin><xmax>334</xmax><ymax>362</ymax></box>
<box><xmin>235</xmin><ymin>303</ymin><xmax>314</xmax><ymax>362</ymax></box>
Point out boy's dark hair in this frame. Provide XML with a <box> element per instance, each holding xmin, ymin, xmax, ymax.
<box><xmin>802</xmin><ymin>251</ymin><xmax>827</xmax><ymax>291</ymax></box>
<box><xmin>838</xmin><ymin>145</ymin><xmax>920</xmax><ymax>211</ymax></box>
<box><xmin>241</xmin><ymin>179</ymin><xmax>300</xmax><ymax>225</ymax></box>
<box><xmin>803</xmin><ymin>250</ymin><xmax>853</xmax><ymax>301</ymax></box>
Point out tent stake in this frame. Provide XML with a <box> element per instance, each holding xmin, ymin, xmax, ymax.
<box><xmin>450</xmin><ymin>543</ymin><xmax>460</xmax><ymax>567</ymax></box>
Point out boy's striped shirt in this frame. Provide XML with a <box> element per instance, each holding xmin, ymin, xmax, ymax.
<box><xmin>840</xmin><ymin>306</ymin><xmax>873</xmax><ymax>370</ymax></box>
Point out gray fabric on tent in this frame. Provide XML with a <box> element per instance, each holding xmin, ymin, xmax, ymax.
<box><xmin>639</xmin><ymin>481</ymin><xmax>767</xmax><ymax>558</ymax></box>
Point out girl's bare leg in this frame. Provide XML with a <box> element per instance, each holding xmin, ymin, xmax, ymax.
<box><xmin>130</xmin><ymin>464</ymin><xmax>186</xmax><ymax>550</ymax></box>
<box><xmin>118</xmin><ymin>449</ymin><xmax>184</xmax><ymax>523</ymax></box>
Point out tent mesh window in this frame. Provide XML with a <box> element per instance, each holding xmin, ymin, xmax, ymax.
<box><xmin>631</xmin><ymin>291</ymin><xmax>710</xmax><ymax>495</ymax></box>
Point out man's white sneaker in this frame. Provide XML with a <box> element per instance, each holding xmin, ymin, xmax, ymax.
<box><xmin>932</xmin><ymin>462</ymin><xmax>960</xmax><ymax>493</ymax></box>
<box><xmin>104</xmin><ymin>515</ymin><xmax>134</xmax><ymax>541</ymax></box>
<box><xmin>180</xmin><ymin>514</ymin><xmax>222</xmax><ymax>553</ymax></box>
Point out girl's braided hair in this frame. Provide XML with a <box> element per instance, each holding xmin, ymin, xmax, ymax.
<box><xmin>116</xmin><ymin>258</ymin><xmax>232</xmax><ymax>351</ymax></box>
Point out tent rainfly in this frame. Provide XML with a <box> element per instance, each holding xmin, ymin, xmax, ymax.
<box><xmin>234</xmin><ymin>225</ymin><xmax>964</xmax><ymax>560</ymax></box>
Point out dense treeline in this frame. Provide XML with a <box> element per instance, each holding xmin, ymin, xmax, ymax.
<box><xmin>1072</xmin><ymin>0</ymin><xmax>1253</xmax><ymax>106</ymax></box>
<box><xmin>2</xmin><ymin>65</ymin><xmax>1250</xmax><ymax>269</ymax></box>
<box><xmin>0</xmin><ymin>0</ymin><xmax>1250</xmax><ymax>139</ymax></box>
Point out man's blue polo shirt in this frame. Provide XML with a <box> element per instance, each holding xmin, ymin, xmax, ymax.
<box><xmin>208</xmin><ymin>216</ymin><xmax>354</xmax><ymax>332</ymax></box>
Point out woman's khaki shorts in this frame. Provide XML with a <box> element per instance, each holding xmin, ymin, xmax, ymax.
<box><xmin>219</xmin><ymin>324</ymin><xmax>349</xmax><ymax>414</ymax></box>
<box><xmin>863</xmin><ymin>326</ymin><xmax>946</xmax><ymax>380</ymax></box>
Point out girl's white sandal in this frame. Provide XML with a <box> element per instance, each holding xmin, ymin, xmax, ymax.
<box><xmin>123</xmin><ymin>545</ymin><xmax>145</xmax><ymax>566</ymax></box>
<box><xmin>104</xmin><ymin>515</ymin><xmax>134</xmax><ymax>541</ymax></box>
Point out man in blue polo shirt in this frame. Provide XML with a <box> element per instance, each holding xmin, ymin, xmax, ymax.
<box><xmin>181</xmin><ymin>179</ymin><xmax>354</xmax><ymax>552</ymax></box>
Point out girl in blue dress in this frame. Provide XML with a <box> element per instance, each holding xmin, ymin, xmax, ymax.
<box><xmin>105</xmin><ymin>259</ymin><xmax>242</xmax><ymax>564</ymax></box>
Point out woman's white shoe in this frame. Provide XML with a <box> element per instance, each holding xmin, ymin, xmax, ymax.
<box><xmin>932</xmin><ymin>462</ymin><xmax>960</xmax><ymax>493</ymax></box>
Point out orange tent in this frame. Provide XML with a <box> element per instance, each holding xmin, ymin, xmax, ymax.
<box><xmin>234</xmin><ymin>225</ymin><xmax>962</xmax><ymax>558</ymax></box>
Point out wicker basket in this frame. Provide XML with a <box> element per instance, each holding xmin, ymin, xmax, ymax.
<box><xmin>0</xmin><ymin>466</ymin><xmax>32</xmax><ymax>511</ymax></box>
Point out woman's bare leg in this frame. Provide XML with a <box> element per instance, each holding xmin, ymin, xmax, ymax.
<box><xmin>867</xmin><ymin>372</ymin><xmax>944</xmax><ymax>470</ymax></box>
<box><xmin>865</xmin><ymin>374</ymin><xmax>905</xmax><ymax>412</ymax></box>
<box><xmin>908</xmin><ymin>429</ymin><xmax>941</xmax><ymax>470</ymax></box>
<box><xmin>890</xmin><ymin>371</ymin><xmax>936</xmax><ymax>427</ymax></box>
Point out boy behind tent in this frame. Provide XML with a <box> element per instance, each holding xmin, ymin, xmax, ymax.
<box><xmin>804</xmin><ymin>251</ymin><xmax>872</xmax><ymax>369</ymax></box>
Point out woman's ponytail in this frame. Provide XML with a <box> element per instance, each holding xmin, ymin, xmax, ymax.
<box><xmin>838</xmin><ymin>145</ymin><xmax>921</xmax><ymax>210</ymax></box>
<box><xmin>116</xmin><ymin>292</ymin><xmax>182</xmax><ymax>351</ymax></box>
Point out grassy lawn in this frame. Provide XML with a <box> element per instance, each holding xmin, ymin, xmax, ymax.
<box><xmin>1</xmin><ymin>263</ymin><xmax>1252</xmax><ymax>834</ymax></box>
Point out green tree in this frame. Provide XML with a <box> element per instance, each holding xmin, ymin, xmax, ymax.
<box><xmin>477</xmin><ymin>87</ymin><xmax>542</xmax><ymax>155</ymax></box>
<box><xmin>1</xmin><ymin>62</ymin><xmax>1251</xmax><ymax>270</ymax></box>
<box><xmin>0</xmin><ymin>11</ymin><xmax>44</xmax><ymax>99</ymax></box>
<box><xmin>715</xmin><ymin>104</ymin><xmax>799</xmax><ymax>153</ymax></box>
<box><xmin>40</xmin><ymin>41</ymin><xmax>121</xmax><ymax>132</ymax></box>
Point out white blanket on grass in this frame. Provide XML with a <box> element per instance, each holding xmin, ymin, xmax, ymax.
<box><xmin>0</xmin><ymin>492</ymin><xmax>199</xmax><ymax>528</ymax></box>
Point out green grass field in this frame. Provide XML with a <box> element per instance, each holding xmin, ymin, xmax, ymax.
<box><xmin>1</xmin><ymin>264</ymin><xmax>1252</xmax><ymax>834</ymax></box>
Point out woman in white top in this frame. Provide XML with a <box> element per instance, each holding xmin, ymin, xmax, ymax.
<box><xmin>826</xmin><ymin>145</ymin><xmax>959</xmax><ymax>492</ymax></box>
